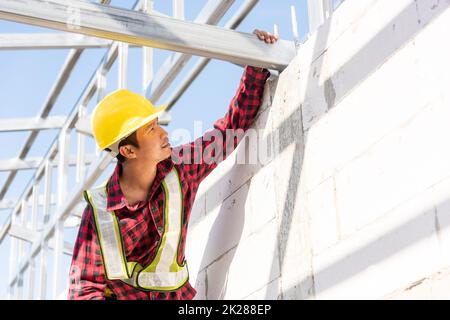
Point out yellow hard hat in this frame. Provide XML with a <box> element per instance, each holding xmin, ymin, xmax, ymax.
<box><xmin>91</xmin><ymin>89</ymin><xmax>168</xmax><ymax>154</ymax></box>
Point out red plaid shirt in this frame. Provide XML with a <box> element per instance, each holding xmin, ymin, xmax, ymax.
<box><xmin>68</xmin><ymin>66</ymin><xmax>270</xmax><ymax>300</ymax></box>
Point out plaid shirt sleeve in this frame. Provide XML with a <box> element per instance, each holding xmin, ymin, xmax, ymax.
<box><xmin>173</xmin><ymin>66</ymin><xmax>270</xmax><ymax>187</ymax></box>
<box><xmin>68</xmin><ymin>204</ymin><xmax>106</xmax><ymax>300</ymax></box>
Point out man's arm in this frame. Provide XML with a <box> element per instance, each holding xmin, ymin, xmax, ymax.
<box><xmin>68</xmin><ymin>205</ymin><xmax>106</xmax><ymax>300</ymax></box>
<box><xmin>172</xmin><ymin>28</ymin><xmax>276</xmax><ymax>187</ymax></box>
<box><xmin>172</xmin><ymin>65</ymin><xmax>270</xmax><ymax>187</ymax></box>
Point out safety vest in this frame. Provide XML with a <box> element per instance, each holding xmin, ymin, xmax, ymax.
<box><xmin>83</xmin><ymin>168</ymin><xmax>189</xmax><ymax>292</ymax></box>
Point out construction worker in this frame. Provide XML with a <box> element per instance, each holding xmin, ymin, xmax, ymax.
<box><xmin>68</xmin><ymin>29</ymin><xmax>278</xmax><ymax>300</ymax></box>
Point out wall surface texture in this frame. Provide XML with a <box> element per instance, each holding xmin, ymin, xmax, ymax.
<box><xmin>186</xmin><ymin>0</ymin><xmax>450</xmax><ymax>299</ymax></box>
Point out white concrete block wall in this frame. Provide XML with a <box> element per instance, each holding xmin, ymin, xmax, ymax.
<box><xmin>186</xmin><ymin>0</ymin><xmax>450</xmax><ymax>299</ymax></box>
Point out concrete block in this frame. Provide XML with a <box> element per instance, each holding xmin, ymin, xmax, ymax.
<box><xmin>200</xmin><ymin>182</ymin><xmax>251</xmax><ymax>271</ymax></box>
<box><xmin>385</xmin><ymin>267</ymin><xmax>450</xmax><ymax>300</ymax></box>
<box><xmin>205</xmin><ymin>247</ymin><xmax>236</xmax><ymax>300</ymax></box>
<box><xmin>271</xmin><ymin>143</ymin><xmax>298</xmax><ymax>220</ymax></box>
<box><xmin>269</xmin><ymin>123</ymin><xmax>314</xmax><ymax>299</ymax></box>
<box><xmin>246</xmin><ymin>160</ymin><xmax>277</xmax><ymax>235</ymax></box>
<box><xmin>243</xmin><ymin>278</ymin><xmax>280</xmax><ymax>300</ymax></box>
<box><xmin>200</xmin><ymin>142</ymin><xmax>252</xmax><ymax>213</ymax></box>
<box><xmin>313</xmin><ymin>187</ymin><xmax>442</xmax><ymax>299</ymax></box>
<box><xmin>306</xmin><ymin>0</ymin><xmax>381</xmax><ymax>63</ymax></box>
<box><xmin>301</xmin><ymin>0</ymin><xmax>445</xmax><ymax>131</ymax></box>
<box><xmin>336</xmin><ymin>97</ymin><xmax>450</xmax><ymax>236</ymax></box>
<box><xmin>201</xmin><ymin>106</ymin><xmax>275</xmax><ymax>214</ymax></box>
<box><xmin>386</xmin><ymin>278</ymin><xmax>433</xmax><ymax>300</ymax></box>
<box><xmin>415</xmin><ymin>0</ymin><xmax>450</xmax><ymax>30</ymax></box>
<box><xmin>429</xmin><ymin>270</ymin><xmax>450</xmax><ymax>299</ymax></box>
<box><xmin>185</xmin><ymin>209</ymin><xmax>218</xmax><ymax>277</ymax></box>
<box><xmin>185</xmin><ymin>0</ymin><xmax>450</xmax><ymax>302</ymax></box>
<box><xmin>274</xmin><ymin>181</ymin><xmax>315</xmax><ymax>300</ymax></box>
<box><xmin>189</xmin><ymin>192</ymin><xmax>205</xmax><ymax>229</ymax></box>
<box><xmin>271</xmin><ymin>54</ymin><xmax>304</xmax><ymax>133</ymax></box>
<box><xmin>257</xmin><ymin>75</ymin><xmax>278</xmax><ymax>115</ymax></box>
<box><xmin>193</xmin><ymin>270</ymin><xmax>207</xmax><ymax>300</ymax></box>
<box><xmin>308</xmin><ymin>176</ymin><xmax>340</xmax><ymax>255</ymax></box>
<box><xmin>187</xmin><ymin>160</ymin><xmax>277</xmax><ymax>272</ymax></box>
<box><xmin>301</xmin><ymin>1</ymin><xmax>450</xmax><ymax>192</ymax></box>
<box><xmin>206</xmin><ymin>220</ymin><xmax>280</xmax><ymax>299</ymax></box>
<box><xmin>432</xmin><ymin>178</ymin><xmax>450</xmax><ymax>267</ymax></box>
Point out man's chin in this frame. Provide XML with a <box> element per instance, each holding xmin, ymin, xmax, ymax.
<box><xmin>160</xmin><ymin>149</ymin><xmax>172</xmax><ymax>161</ymax></box>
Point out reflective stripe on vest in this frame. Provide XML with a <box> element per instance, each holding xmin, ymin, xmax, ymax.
<box><xmin>84</xmin><ymin>168</ymin><xmax>189</xmax><ymax>291</ymax></box>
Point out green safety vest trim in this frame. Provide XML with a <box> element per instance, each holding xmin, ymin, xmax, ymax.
<box><xmin>84</xmin><ymin>167</ymin><xmax>189</xmax><ymax>292</ymax></box>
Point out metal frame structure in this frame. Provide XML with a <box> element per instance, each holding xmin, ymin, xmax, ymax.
<box><xmin>0</xmin><ymin>0</ymin><xmax>295</xmax><ymax>70</ymax></box>
<box><xmin>0</xmin><ymin>0</ymin><xmax>342</xmax><ymax>300</ymax></box>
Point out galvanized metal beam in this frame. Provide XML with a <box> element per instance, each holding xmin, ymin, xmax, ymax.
<box><xmin>0</xmin><ymin>199</ymin><xmax>16</xmax><ymax>210</ymax></box>
<box><xmin>9</xmin><ymin>225</ymin><xmax>74</xmax><ymax>255</ymax></box>
<box><xmin>0</xmin><ymin>116</ymin><xmax>66</xmax><ymax>132</ymax></box>
<box><xmin>142</xmin><ymin>0</ymin><xmax>154</xmax><ymax>95</ymax></box>
<box><xmin>0</xmin><ymin>33</ymin><xmax>113</xmax><ymax>50</ymax></box>
<box><xmin>0</xmin><ymin>0</ymin><xmax>135</xmax><ymax>250</ymax></box>
<box><xmin>307</xmin><ymin>0</ymin><xmax>333</xmax><ymax>32</ymax></box>
<box><xmin>2</xmin><ymin>0</ymin><xmax>124</xmax><ymax>301</ymax></box>
<box><xmin>0</xmin><ymin>6</ymin><xmax>171</xmax><ymax>50</ymax></box>
<box><xmin>0</xmin><ymin>0</ymin><xmax>115</xmax><ymax>201</ymax></box>
<box><xmin>0</xmin><ymin>158</ymin><xmax>41</xmax><ymax>171</ymax></box>
<box><xmin>146</xmin><ymin>0</ymin><xmax>238</xmax><ymax>102</ymax></box>
<box><xmin>0</xmin><ymin>50</ymin><xmax>82</xmax><ymax>200</ymax></box>
<box><xmin>0</xmin><ymin>215</ymin><xmax>12</xmax><ymax>249</ymax></box>
<box><xmin>0</xmin><ymin>194</ymin><xmax>56</xmax><ymax>210</ymax></box>
<box><xmin>4</xmin><ymin>2</ymin><xmax>148</xmax><ymax>290</ymax></box>
<box><xmin>0</xmin><ymin>154</ymin><xmax>98</xmax><ymax>171</ymax></box>
<box><xmin>9</xmin><ymin>152</ymin><xmax>115</xmax><ymax>287</ymax></box>
<box><xmin>0</xmin><ymin>0</ymin><xmax>295</xmax><ymax>70</ymax></box>
<box><xmin>163</xmin><ymin>0</ymin><xmax>260</xmax><ymax>110</ymax></box>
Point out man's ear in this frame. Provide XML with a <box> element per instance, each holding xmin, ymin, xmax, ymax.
<box><xmin>119</xmin><ymin>144</ymin><xmax>137</xmax><ymax>160</ymax></box>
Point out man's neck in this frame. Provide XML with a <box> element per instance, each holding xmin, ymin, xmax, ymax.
<box><xmin>119</xmin><ymin>160</ymin><xmax>158</xmax><ymax>206</ymax></box>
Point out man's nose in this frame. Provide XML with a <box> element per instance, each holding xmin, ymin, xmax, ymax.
<box><xmin>158</xmin><ymin>125</ymin><xmax>168</xmax><ymax>138</ymax></box>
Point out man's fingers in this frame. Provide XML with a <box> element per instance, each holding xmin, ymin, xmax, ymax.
<box><xmin>253</xmin><ymin>29</ymin><xmax>279</xmax><ymax>43</ymax></box>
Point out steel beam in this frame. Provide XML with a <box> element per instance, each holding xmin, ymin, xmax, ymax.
<box><xmin>164</xmin><ymin>0</ymin><xmax>260</xmax><ymax>110</ymax></box>
<box><xmin>0</xmin><ymin>33</ymin><xmax>113</xmax><ymax>50</ymax></box>
<box><xmin>0</xmin><ymin>0</ymin><xmax>114</xmax><ymax>201</ymax></box>
<box><xmin>0</xmin><ymin>7</ymin><xmax>168</xmax><ymax>51</ymax></box>
<box><xmin>0</xmin><ymin>154</ymin><xmax>98</xmax><ymax>171</ymax></box>
<box><xmin>0</xmin><ymin>195</ymin><xmax>57</xmax><ymax>210</ymax></box>
<box><xmin>0</xmin><ymin>0</ymin><xmax>295</xmax><ymax>70</ymax></box>
<box><xmin>307</xmin><ymin>0</ymin><xmax>333</xmax><ymax>32</ymax></box>
<box><xmin>142</xmin><ymin>0</ymin><xmax>154</xmax><ymax>94</ymax></box>
<box><xmin>4</xmin><ymin>0</ymin><xmax>137</xmax><ymax>284</ymax></box>
<box><xmin>9</xmin><ymin>225</ymin><xmax>74</xmax><ymax>255</ymax></box>
<box><xmin>0</xmin><ymin>116</ymin><xmax>66</xmax><ymax>132</ymax></box>
<box><xmin>0</xmin><ymin>0</ymin><xmax>139</xmax><ymax>255</ymax></box>
<box><xmin>3</xmin><ymin>0</ymin><xmax>123</xmax><ymax>301</ymax></box>
<box><xmin>0</xmin><ymin>50</ymin><xmax>82</xmax><ymax>200</ymax></box>
<box><xmin>0</xmin><ymin>199</ymin><xmax>16</xmax><ymax>210</ymax></box>
<box><xmin>146</xmin><ymin>0</ymin><xmax>238</xmax><ymax>102</ymax></box>
<box><xmin>9</xmin><ymin>152</ymin><xmax>115</xmax><ymax>288</ymax></box>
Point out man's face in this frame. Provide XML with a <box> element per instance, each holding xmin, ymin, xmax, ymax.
<box><xmin>133</xmin><ymin>118</ymin><xmax>171</xmax><ymax>164</ymax></box>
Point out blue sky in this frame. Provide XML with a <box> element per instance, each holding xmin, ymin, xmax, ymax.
<box><xmin>0</xmin><ymin>0</ymin><xmax>321</xmax><ymax>299</ymax></box>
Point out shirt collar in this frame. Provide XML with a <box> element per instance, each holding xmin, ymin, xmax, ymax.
<box><xmin>106</xmin><ymin>157</ymin><xmax>174</xmax><ymax>211</ymax></box>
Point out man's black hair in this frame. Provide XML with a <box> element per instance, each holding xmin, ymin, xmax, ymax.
<box><xmin>105</xmin><ymin>131</ymin><xmax>139</xmax><ymax>163</ymax></box>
